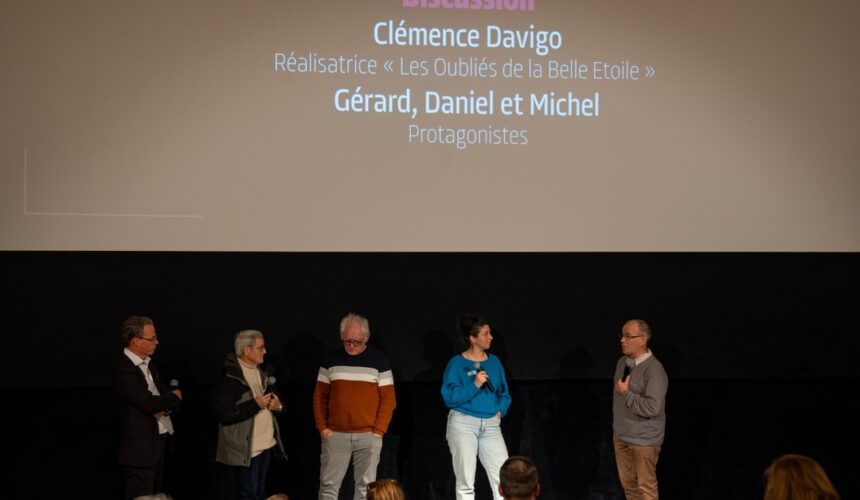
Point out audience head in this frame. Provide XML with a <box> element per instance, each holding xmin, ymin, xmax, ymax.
<box><xmin>367</xmin><ymin>478</ymin><xmax>405</xmax><ymax>500</ymax></box>
<box><xmin>764</xmin><ymin>453</ymin><xmax>839</xmax><ymax>500</ymax></box>
<box><xmin>500</xmin><ymin>456</ymin><xmax>540</xmax><ymax>499</ymax></box>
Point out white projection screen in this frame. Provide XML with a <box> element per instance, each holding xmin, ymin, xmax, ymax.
<box><xmin>2</xmin><ymin>0</ymin><xmax>859</xmax><ymax>251</ymax></box>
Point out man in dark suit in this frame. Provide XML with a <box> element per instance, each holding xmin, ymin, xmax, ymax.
<box><xmin>114</xmin><ymin>316</ymin><xmax>182</xmax><ymax>499</ymax></box>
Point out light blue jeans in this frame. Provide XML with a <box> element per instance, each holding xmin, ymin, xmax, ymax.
<box><xmin>446</xmin><ymin>410</ymin><xmax>508</xmax><ymax>500</ymax></box>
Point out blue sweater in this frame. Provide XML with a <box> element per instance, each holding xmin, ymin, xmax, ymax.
<box><xmin>441</xmin><ymin>354</ymin><xmax>511</xmax><ymax>419</ymax></box>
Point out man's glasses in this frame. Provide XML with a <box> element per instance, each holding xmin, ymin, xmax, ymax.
<box><xmin>139</xmin><ymin>336</ymin><xmax>158</xmax><ymax>342</ymax></box>
<box><xmin>619</xmin><ymin>334</ymin><xmax>643</xmax><ymax>341</ymax></box>
<box><xmin>342</xmin><ymin>339</ymin><xmax>365</xmax><ymax>347</ymax></box>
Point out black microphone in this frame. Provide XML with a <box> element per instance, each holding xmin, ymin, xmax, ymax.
<box><xmin>473</xmin><ymin>362</ymin><xmax>494</xmax><ymax>393</ymax></box>
<box><xmin>622</xmin><ymin>358</ymin><xmax>635</xmax><ymax>381</ymax></box>
<box><xmin>264</xmin><ymin>376</ymin><xmax>277</xmax><ymax>394</ymax></box>
<box><xmin>165</xmin><ymin>379</ymin><xmax>180</xmax><ymax>415</ymax></box>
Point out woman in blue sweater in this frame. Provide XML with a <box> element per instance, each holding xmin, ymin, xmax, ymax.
<box><xmin>441</xmin><ymin>314</ymin><xmax>511</xmax><ymax>500</ymax></box>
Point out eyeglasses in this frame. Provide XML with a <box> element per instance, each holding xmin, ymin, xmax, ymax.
<box><xmin>342</xmin><ymin>339</ymin><xmax>365</xmax><ymax>347</ymax></box>
<box><xmin>139</xmin><ymin>336</ymin><xmax>158</xmax><ymax>342</ymax></box>
<box><xmin>619</xmin><ymin>334</ymin><xmax>644</xmax><ymax>341</ymax></box>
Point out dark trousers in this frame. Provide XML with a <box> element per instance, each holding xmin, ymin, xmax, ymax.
<box><xmin>122</xmin><ymin>435</ymin><xmax>167</xmax><ymax>500</ymax></box>
<box><xmin>239</xmin><ymin>447</ymin><xmax>272</xmax><ymax>500</ymax></box>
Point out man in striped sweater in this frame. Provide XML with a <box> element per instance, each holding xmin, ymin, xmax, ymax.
<box><xmin>313</xmin><ymin>313</ymin><xmax>397</xmax><ymax>500</ymax></box>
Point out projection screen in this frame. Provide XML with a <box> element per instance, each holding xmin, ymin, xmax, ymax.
<box><xmin>2</xmin><ymin>0</ymin><xmax>858</xmax><ymax>251</ymax></box>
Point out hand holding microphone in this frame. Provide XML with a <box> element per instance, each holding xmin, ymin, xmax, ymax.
<box><xmin>263</xmin><ymin>376</ymin><xmax>282</xmax><ymax>412</ymax></box>
<box><xmin>615</xmin><ymin>358</ymin><xmax>635</xmax><ymax>395</ymax></box>
<box><xmin>267</xmin><ymin>393</ymin><xmax>283</xmax><ymax>412</ymax></box>
<box><xmin>255</xmin><ymin>392</ymin><xmax>274</xmax><ymax>409</ymax></box>
<box><xmin>473</xmin><ymin>362</ymin><xmax>495</xmax><ymax>393</ymax></box>
<box><xmin>264</xmin><ymin>376</ymin><xmax>277</xmax><ymax>394</ymax></box>
<box><xmin>169</xmin><ymin>378</ymin><xmax>182</xmax><ymax>400</ymax></box>
<box><xmin>162</xmin><ymin>379</ymin><xmax>181</xmax><ymax>416</ymax></box>
<box><xmin>255</xmin><ymin>376</ymin><xmax>278</xmax><ymax>409</ymax></box>
<box><xmin>622</xmin><ymin>358</ymin><xmax>635</xmax><ymax>382</ymax></box>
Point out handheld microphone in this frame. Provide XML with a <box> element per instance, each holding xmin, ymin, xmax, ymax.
<box><xmin>165</xmin><ymin>379</ymin><xmax>180</xmax><ymax>415</ymax></box>
<box><xmin>473</xmin><ymin>362</ymin><xmax>494</xmax><ymax>393</ymax></box>
<box><xmin>264</xmin><ymin>376</ymin><xmax>277</xmax><ymax>394</ymax></box>
<box><xmin>622</xmin><ymin>358</ymin><xmax>635</xmax><ymax>381</ymax></box>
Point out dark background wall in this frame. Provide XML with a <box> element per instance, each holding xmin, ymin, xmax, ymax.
<box><xmin>2</xmin><ymin>252</ymin><xmax>858</xmax><ymax>498</ymax></box>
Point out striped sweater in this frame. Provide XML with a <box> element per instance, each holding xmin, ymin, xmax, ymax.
<box><xmin>312</xmin><ymin>345</ymin><xmax>397</xmax><ymax>435</ymax></box>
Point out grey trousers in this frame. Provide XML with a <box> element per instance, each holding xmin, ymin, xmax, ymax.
<box><xmin>319</xmin><ymin>431</ymin><xmax>383</xmax><ymax>500</ymax></box>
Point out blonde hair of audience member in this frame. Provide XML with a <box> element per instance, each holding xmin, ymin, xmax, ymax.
<box><xmin>764</xmin><ymin>454</ymin><xmax>839</xmax><ymax>500</ymax></box>
<box><xmin>367</xmin><ymin>479</ymin><xmax>405</xmax><ymax>500</ymax></box>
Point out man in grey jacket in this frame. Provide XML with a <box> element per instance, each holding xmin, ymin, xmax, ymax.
<box><xmin>214</xmin><ymin>330</ymin><xmax>287</xmax><ymax>500</ymax></box>
<box><xmin>612</xmin><ymin>319</ymin><xmax>668</xmax><ymax>500</ymax></box>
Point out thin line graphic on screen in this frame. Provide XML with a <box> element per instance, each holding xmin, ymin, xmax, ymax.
<box><xmin>22</xmin><ymin>147</ymin><xmax>203</xmax><ymax>218</ymax></box>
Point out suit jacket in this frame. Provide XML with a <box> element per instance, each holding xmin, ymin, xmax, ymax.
<box><xmin>114</xmin><ymin>353</ymin><xmax>181</xmax><ymax>467</ymax></box>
